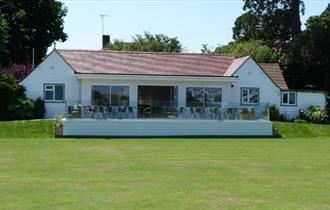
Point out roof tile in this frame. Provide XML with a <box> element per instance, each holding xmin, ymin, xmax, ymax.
<box><xmin>56</xmin><ymin>49</ymin><xmax>288</xmax><ymax>89</ymax></box>
<box><xmin>259</xmin><ymin>63</ymin><xmax>289</xmax><ymax>90</ymax></box>
<box><xmin>57</xmin><ymin>49</ymin><xmax>235</xmax><ymax>77</ymax></box>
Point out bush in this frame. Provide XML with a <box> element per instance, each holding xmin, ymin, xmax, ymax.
<box><xmin>54</xmin><ymin>114</ymin><xmax>63</xmax><ymax>128</ymax></box>
<box><xmin>306</xmin><ymin>105</ymin><xmax>328</xmax><ymax>124</ymax></box>
<box><xmin>34</xmin><ymin>97</ymin><xmax>45</xmax><ymax>119</ymax></box>
<box><xmin>293</xmin><ymin>119</ymin><xmax>308</xmax><ymax>124</ymax></box>
<box><xmin>269</xmin><ymin>105</ymin><xmax>280</xmax><ymax>121</ymax></box>
<box><xmin>7</xmin><ymin>98</ymin><xmax>34</xmax><ymax>120</ymax></box>
<box><xmin>0</xmin><ymin>64</ymin><xmax>33</xmax><ymax>82</ymax></box>
<box><xmin>0</xmin><ymin>74</ymin><xmax>18</xmax><ymax>120</ymax></box>
<box><xmin>326</xmin><ymin>93</ymin><xmax>330</xmax><ymax>122</ymax></box>
<box><xmin>0</xmin><ymin>74</ymin><xmax>35</xmax><ymax>120</ymax></box>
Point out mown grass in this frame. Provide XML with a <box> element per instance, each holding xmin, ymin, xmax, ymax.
<box><xmin>274</xmin><ymin>121</ymin><xmax>330</xmax><ymax>138</ymax></box>
<box><xmin>0</xmin><ymin>120</ymin><xmax>329</xmax><ymax>210</ymax></box>
<box><xmin>0</xmin><ymin>119</ymin><xmax>53</xmax><ymax>138</ymax></box>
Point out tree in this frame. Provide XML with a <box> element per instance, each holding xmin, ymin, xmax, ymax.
<box><xmin>0</xmin><ymin>15</ymin><xmax>9</xmax><ymax>66</ymax></box>
<box><xmin>0</xmin><ymin>0</ymin><xmax>67</xmax><ymax>65</ymax></box>
<box><xmin>233</xmin><ymin>12</ymin><xmax>260</xmax><ymax>41</ymax></box>
<box><xmin>214</xmin><ymin>40</ymin><xmax>277</xmax><ymax>63</ymax></box>
<box><xmin>283</xmin><ymin>4</ymin><xmax>330</xmax><ymax>91</ymax></box>
<box><xmin>0</xmin><ymin>64</ymin><xmax>33</xmax><ymax>82</ymax></box>
<box><xmin>106</xmin><ymin>32</ymin><xmax>183</xmax><ymax>53</ymax></box>
<box><xmin>200</xmin><ymin>44</ymin><xmax>213</xmax><ymax>54</ymax></box>
<box><xmin>233</xmin><ymin>0</ymin><xmax>304</xmax><ymax>45</ymax></box>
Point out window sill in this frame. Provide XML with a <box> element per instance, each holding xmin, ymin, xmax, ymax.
<box><xmin>45</xmin><ymin>100</ymin><xmax>65</xmax><ymax>103</ymax></box>
<box><xmin>281</xmin><ymin>104</ymin><xmax>297</xmax><ymax>107</ymax></box>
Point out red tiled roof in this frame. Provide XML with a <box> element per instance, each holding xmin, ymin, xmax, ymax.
<box><xmin>224</xmin><ymin>56</ymin><xmax>249</xmax><ymax>76</ymax></box>
<box><xmin>56</xmin><ymin>49</ymin><xmax>288</xmax><ymax>89</ymax></box>
<box><xmin>57</xmin><ymin>49</ymin><xmax>235</xmax><ymax>77</ymax></box>
<box><xmin>259</xmin><ymin>63</ymin><xmax>289</xmax><ymax>90</ymax></box>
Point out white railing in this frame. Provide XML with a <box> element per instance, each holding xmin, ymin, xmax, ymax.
<box><xmin>65</xmin><ymin>101</ymin><xmax>270</xmax><ymax>121</ymax></box>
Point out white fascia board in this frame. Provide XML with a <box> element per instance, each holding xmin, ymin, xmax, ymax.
<box><xmin>75</xmin><ymin>74</ymin><xmax>238</xmax><ymax>82</ymax></box>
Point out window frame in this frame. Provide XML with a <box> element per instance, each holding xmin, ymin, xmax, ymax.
<box><xmin>43</xmin><ymin>84</ymin><xmax>65</xmax><ymax>103</ymax></box>
<box><xmin>91</xmin><ymin>84</ymin><xmax>130</xmax><ymax>106</ymax></box>
<box><xmin>111</xmin><ymin>85</ymin><xmax>130</xmax><ymax>106</ymax></box>
<box><xmin>91</xmin><ymin>85</ymin><xmax>111</xmax><ymax>106</ymax></box>
<box><xmin>186</xmin><ymin>86</ymin><xmax>223</xmax><ymax>107</ymax></box>
<box><xmin>281</xmin><ymin>91</ymin><xmax>297</xmax><ymax>106</ymax></box>
<box><xmin>240</xmin><ymin>87</ymin><xmax>259</xmax><ymax>105</ymax></box>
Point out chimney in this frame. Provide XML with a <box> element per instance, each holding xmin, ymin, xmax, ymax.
<box><xmin>102</xmin><ymin>35</ymin><xmax>110</xmax><ymax>49</ymax></box>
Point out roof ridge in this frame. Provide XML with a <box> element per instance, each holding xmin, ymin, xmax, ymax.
<box><xmin>56</xmin><ymin>49</ymin><xmax>235</xmax><ymax>58</ymax></box>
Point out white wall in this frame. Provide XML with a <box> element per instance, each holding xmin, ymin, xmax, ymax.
<box><xmin>63</xmin><ymin>119</ymin><xmax>273</xmax><ymax>137</ymax></box>
<box><xmin>20</xmin><ymin>51</ymin><xmax>79</xmax><ymax>118</ymax></box>
<box><xmin>230</xmin><ymin>58</ymin><xmax>327</xmax><ymax>119</ymax></box>
<box><xmin>231</xmin><ymin>58</ymin><xmax>281</xmax><ymax>107</ymax></box>
<box><xmin>280</xmin><ymin>91</ymin><xmax>326</xmax><ymax>119</ymax></box>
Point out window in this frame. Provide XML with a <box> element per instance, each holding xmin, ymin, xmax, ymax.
<box><xmin>186</xmin><ymin>87</ymin><xmax>222</xmax><ymax>107</ymax></box>
<box><xmin>111</xmin><ymin>86</ymin><xmax>129</xmax><ymax>106</ymax></box>
<box><xmin>186</xmin><ymin>87</ymin><xmax>204</xmax><ymax>107</ymax></box>
<box><xmin>92</xmin><ymin>86</ymin><xmax>110</xmax><ymax>105</ymax></box>
<box><xmin>282</xmin><ymin>91</ymin><xmax>296</xmax><ymax>106</ymax></box>
<box><xmin>241</xmin><ymin>88</ymin><xmax>259</xmax><ymax>105</ymax></box>
<box><xmin>91</xmin><ymin>85</ymin><xmax>129</xmax><ymax>106</ymax></box>
<box><xmin>44</xmin><ymin>84</ymin><xmax>64</xmax><ymax>101</ymax></box>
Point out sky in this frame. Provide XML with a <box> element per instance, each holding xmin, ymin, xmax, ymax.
<box><xmin>55</xmin><ymin>0</ymin><xmax>329</xmax><ymax>52</ymax></box>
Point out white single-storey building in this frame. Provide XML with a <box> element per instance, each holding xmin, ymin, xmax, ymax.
<box><xmin>20</xmin><ymin>49</ymin><xmax>326</xmax><ymax>137</ymax></box>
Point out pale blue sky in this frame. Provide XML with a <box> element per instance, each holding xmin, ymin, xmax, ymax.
<box><xmin>55</xmin><ymin>0</ymin><xmax>329</xmax><ymax>52</ymax></box>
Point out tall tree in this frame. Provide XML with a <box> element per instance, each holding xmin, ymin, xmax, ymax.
<box><xmin>214</xmin><ymin>40</ymin><xmax>277</xmax><ymax>63</ymax></box>
<box><xmin>106</xmin><ymin>32</ymin><xmax>183</xmax><ymax>53</ymax></box>
<box><xmin>0</xmin><ymin>15</ymin><xmax>9</xmax><ymax>66</ymax></box>
<box><xmin>283</xmin><ymin>4</ymin><xmax>330</xmax><ymax>91</ymax></box>
<box><xmin>200</xmin><ymin>44</ymin><xmax>213</xmax><ymax>54</ymax></box>
<box><xmin>291</xmin><ymin>0</ymin><xmax>302</xmax><ymax>37</ymax></box>
<box><xmin>0</xmin><ymin>0</ymin><xmax>67</xmax><ymax>65</ymax></box>
<box><xmin>233</xmin><ymin>0</ymin><xmax>304</xmax><ymax>45</ymax></box>
<box><xmin>233</xmin><ymin>12</ymin><xmax>260</xmax><ymax>41</ymax></box>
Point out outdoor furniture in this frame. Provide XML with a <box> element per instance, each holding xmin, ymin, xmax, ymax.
<box><xmin>178</xmin><ymin>107</ymin><xmax>185</xmax><ymax>119</ymax></box>
<box><xmin>166</xmin><ymin>106</ymin><xmax>177</xmax><ymax>119</ymax></box>
<box><xmin>143</xmin><ymin>106</ymin><xmax>152</xmax><ymax>118</ymax></box>
<box><xmin>127</xmin><ymin>107</ymin><xmax>137</xmax><ymax>119</ymax></box>
<box><xmin>184</xmin><ymin>107</ymin><xmax>193</xmax><ymax>119</ymax></box>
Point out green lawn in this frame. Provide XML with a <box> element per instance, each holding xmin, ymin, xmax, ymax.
<box><xmin>0</xmin><ymin>120</ymin><xmax>330</xmax><ymax>210</ymax></box>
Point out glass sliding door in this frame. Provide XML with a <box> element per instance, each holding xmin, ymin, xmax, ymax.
<box><xmin>92</xmin><ymin>85</ymin><xmax>110</xmax><ymax>105</ymax></box>
<box><xmin>205</xmin><ymin>88</ymin><xmax>222</xmax><ymax>107</ymax></box>
<box><xmin>186</xmin><ymin>87</ymin><xmax>204</xmax><ymax>107</ymax></box>
<box><xmin>91</xmin><ymin>85</ymin><xmax>129</xmax><ymax>106</ymax></box>
<box><xmin>111</xmin><ymin>86</ymin><xmax>129</xmax><ymax>106</ymax></box>
<box><xmin>138</xmin><ymin>86</ymin><xmax>178</xmax><ymax>118</ymax></box>
<box><xmin>186</xmin><ymin>87</ymin><xmax>222</xmax><ymax>107</ymax></box>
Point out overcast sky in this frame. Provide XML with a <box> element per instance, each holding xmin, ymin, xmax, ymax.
<box><xmin>55</xmin><ymin>0</ymin><xmax>329</xmax><ymax>52</ymax></box>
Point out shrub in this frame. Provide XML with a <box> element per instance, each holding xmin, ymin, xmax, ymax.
<box><xmin>0</xmin><ymin>74</ymin><xmax>17</xmax><ymax>120</ymax></box>
<box><xmin>293</xmin><ymin>119</ymin><xmax>308</xmax><ymax>124</ymax></box>
<box><xmin>7</xmin><ymin>98</ymin><xmax>34</xmax><ymax>120</ymax></box>
<box><xmin>34</xmin><ymin>97</ymin><xmax>45</xmax><ymax>119</ymax></box>
<box><xmin>0</xmin><ymin>64</ymin><xmax>33</xmax><ymax>82</ymax></box>
<box><xmin>54</xmin><ymin>114</ymin><xmax>63</xmax><ymax>128</ymax></box>
<box><xmin>0</xmin><ymin>74</ymin><xmax>35</xmax><ymax>120</ymax></box>
<box><xmin>306</xmin><ymin>105</ymin><xmax>328</xmax><ymax>124</ymax></box>
<box><xmin>269</xmin><ymin>105</ymin><xmax>280</xmax><ymax>121</ymax></box>
<box><xmin>326</xmin><ymin>93</ymin><xmax>330</xmax><ymax>122</ymax></box>
<box><xmin>279</xmin><ymin>114</ymin><xmax>287</xmax><ymax>121</ymax></box>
